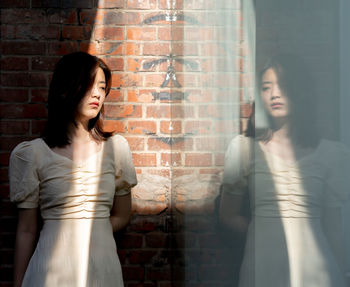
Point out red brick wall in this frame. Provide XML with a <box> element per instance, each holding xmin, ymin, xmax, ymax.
<box><xmin>0</xmin><ymin>0</ymin><xmax>248</xmax><ymax>285</ymax></box>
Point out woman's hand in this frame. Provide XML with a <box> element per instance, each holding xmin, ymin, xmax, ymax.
<box><xmin>110</xmin><ymin>193</ymin><xmax>132</xmax><ymax>232</ymax></box>
<box><xmin>13</xmin><ymin>208</ymin><xmax>38</xmax><ymax>287</ymax></box>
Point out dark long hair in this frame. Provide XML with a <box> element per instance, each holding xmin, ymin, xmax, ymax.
<box><xmin>255</xmin><ymin>54</ymin><xmax>320</xmax><ymax>148</ymax></box>
<box><xmin>42</xmin><ymin>52</ymin><xmax>113</xmax><ymax>147</ymax></box>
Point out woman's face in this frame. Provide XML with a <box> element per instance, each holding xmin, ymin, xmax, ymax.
<box><xmin>76</xmin><ymin>67</ymin><xmax>106</xmax><ymax>123</ymax></box>
<box><xmin>260</xmin><ymin>68</ymin><xmax>289</xmax><ymax>119</ymax></box>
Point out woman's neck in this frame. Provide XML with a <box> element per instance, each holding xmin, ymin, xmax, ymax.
<box><xmin>68</xmin><ymin>120</ymin><xmax>92</xmax><ymax>144</ymax></box>
<box><xmin>271</xmin><ymin>120</ymin><xmax>292</xmax><ymax>145</ymax></box>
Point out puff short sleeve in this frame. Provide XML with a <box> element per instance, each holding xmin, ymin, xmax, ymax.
<box><xmin>112</xmin><ymin>135</ymin><xmax>137</xmax><ymax>196</ymax></box>
<box><xmin>324</xmin><ymin>140</ymin><xmax>350</xmax><ymax>207</ymax></box>
<box><xmin>9</xmin><ymin>141</ymin><xmax>40</xmax><ymax>208</ymax></box>
<box><xmin>222</xmin><ymin>135</ymin><xmax>251</xmax><ymax>196</ymax></box>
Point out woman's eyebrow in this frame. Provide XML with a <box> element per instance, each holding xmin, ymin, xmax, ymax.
<box><xmin>262</xmin><ymin>81</ymin><xmax>272</xmax><ymax>84</ymax></box>
<box><xmin>99</xmin><ymin>81</ymin><xmax>106</xmax><ymax>84</ymax></box>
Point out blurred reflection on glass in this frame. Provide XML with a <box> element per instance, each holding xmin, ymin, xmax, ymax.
<box><xmin>219</xmin><ymin>54</ymin><xmax>350</xmax><ymax>287</ymax></box>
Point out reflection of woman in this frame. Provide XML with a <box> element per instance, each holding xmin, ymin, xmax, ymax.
<box><xmin>220</xmin><ymin>55</ymin><xmax>350</xmax><ymax>286</ymax></box>
<box><xmin>9</xmin><ymin>52</ymin><xmax>137</xmax><ymax>287</ymax></box>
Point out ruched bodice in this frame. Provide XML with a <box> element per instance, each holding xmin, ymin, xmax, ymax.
<box><xmin>252</xmin><ymin>142</ymin><xmax>326</xmax><ymax>218</ymax></box>
<box><xmin>222</xmin><ymin>135</ymin><xmax>350</xmax><ymax>287</ymax></box>
<box><xmin>9</xmin><ymin>135</ymin><xmax>137</xmax><ymax>287</ymax></box>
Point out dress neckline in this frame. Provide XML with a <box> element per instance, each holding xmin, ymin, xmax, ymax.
<box><xmin>256</xmin><ymin>140</ymin><xmax>323</xmax><ymax>166</ymax></box>
<box><xmin>39</xmin><ymin>138</ymin><xmax>105</xmax><ymax>166</ymax></box>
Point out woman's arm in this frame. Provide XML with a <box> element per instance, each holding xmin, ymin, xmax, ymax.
<box><xmin>219</xmin><ymin>188</ymin><xmax>249</xmax><ymax>234</ymax></box>
<box><xmin>110</xmin><ymin>193</ymin><xmax>132</xmax><ymax>232</ymax></box>
<box><xmin>13</xmin><ymin>208</ymin><xmax>38</xmax><ymax>287</ymax></box>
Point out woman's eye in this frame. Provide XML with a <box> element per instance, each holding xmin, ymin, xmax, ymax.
<box><xmin>100</xmin><ymin>87</ymin><xmax>106</xmax><ymax>91</ymax></box>
<box><xmin>261</xmin><ymin>86</ymin><xmax>270</xmax><ymax>91</ymax></box>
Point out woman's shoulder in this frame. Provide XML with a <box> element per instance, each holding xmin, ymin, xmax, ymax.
<box><xmin>226</xmin><ymin>134</ymin><xmax>254</xmax><ymax>153</ymax></box>
<box><xmin>318</xmin><ymin>138</ymin><xmax>350</xmax><ymax>158</ymax></box>
<box><xmin>107</xmin><ymin>133</ymin><xmax>129</xmax><ymax>147</ymax></box>
<box><xmin>10</xmin><ymin>138</ymin><xmax>43</xmax><ymax>159</ymax></box>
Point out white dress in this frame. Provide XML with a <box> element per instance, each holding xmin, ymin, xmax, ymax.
<box><xmin>9</xmin><ymin>134</ymin><xmax>137</xmax><ymax>287</ymax></box>
<box><xmin>223</xmin><ymin>135</ymin><xmax>350</xmax><ymax>287</ymax></box>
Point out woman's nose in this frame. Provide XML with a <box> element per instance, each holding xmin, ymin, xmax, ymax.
<box><xmin>271</xmin><ymin>85</ymin><xmax>281</xmax><ymax>99</ymax></box>
<box><xmin>92</xmin><ymin>86</ymin><xmax>101</xmax><ymax>98</ymax></box>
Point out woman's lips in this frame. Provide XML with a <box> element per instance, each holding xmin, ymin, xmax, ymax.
<box><xmin>89</xmin><ymin>102</ymin><xmax>99</xmax><ymax>108</ymax></box>
<box><xmin>271</xmin><ymin>103</ymin><xmax>283</xmax><ymax>108</ymax></box>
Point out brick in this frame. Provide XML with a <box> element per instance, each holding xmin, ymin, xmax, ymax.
<box><xmin>32</xmin><ymin>57</ymin><xmax>59</xmax><ymax>71</ymax></box>
<box><xmin>62</xmin><ymin>0</ymin><xmax>93</xmax><ymax>8</ymax></box>
<box><xmin>158</xmin><ymin>27</ymin><xmax>184</xmax><ymax>41</ymax></box>
<box><xmin>0</xmin><ymin>153</ymin><xmax>10</xmax><ymax>166</ymax></box>
<box><xmin>146</xmin><ymin>106</ymin><xmax>170</xmax><ymax>118</ymax></box>
<box><xmin>129</xmin><ymin>121</ymin><xmax>156</xmax><ymax>135</ymax></box>
<box><xmin>127</xmin><ymin>0</ymin><xmax>156</xmax><ymax>9</ymax></box>
<box><xmin>103</xmin><ymin>120</ymin><xmax>126</xmax><ymax>133</ymax></box>
<box><xmin>0</xmin><ymin>168</ymin><xmax>9</xmax><ymax>183</ymax></box>
<box><xmin>104</xmin><ymin>104</ymin><xmax>142</xmax><ymax>118</ymax></box>
<box><xmin>124</xmin><ymin>137</ymin><xmax>145</xmax><ymax>151</ymax></box>
<box><xmin>195</xmin><ymin>138</ymin><xmax>226</xmax><ymax>151</ymax></box>
<box><xmin>128</xmin><ymin>89</ymin><xmax>155</xmax><ymax>103</ymax></box>
<box><xmin>1</xmin><ymin>57</ymin><xmax>29</xmax><ymax>71</ymax></box>
<box><xmin>31</xmin><ymin>89</ymin><xmax>48</xmax><ymax>102</ymax></box>
<box><xmin>122</xmin><ymin>266</ymin><xmax>144</xmax><ymax>281</ymax></box>
<box><xmin>159</xmin><ymin>0</ymin><xmax>186</xmax><ymax>9</ymax></box>
<box><xmin>47</xmin><ymin>9</ymin><xmax>78</xmax><ymax>24</ymax></box>
<box><xmin>1</xmin><ymin>9</ymin><xmax>46</xmax><ymax>24</ymax></box>
<box><xmin>48</xmin><ymin>42</ymin><xmax>79</xmax><ymax>55</ymax></box>
<box><xmin>185</xmin><ymin>153</ymin><xmax>212</xmax><ymax>167</ymax></box>
<box><xmin>0</xmin><ymin>104</ymin><xmax>47</xmax><ymax>118</ymax></box>
<box><xmin>160</xmin><ymin>121</ymin><xmax>182</xmax><ymax>134</ymax></box>
<box><xmin>127</xmin><ymin>27</ymin><xmax>156</xmax><ymax>41</ymax></box>
<box><xmin>119</xmin><ymin>233</ymin><xmax>143</xmax><ymax>248</ymax></box>
<box><xmin>32</xmin><ymin>0</ymin><xmax>61</xmax><ymax>7</ymax></box>
<box><xmin>1</xmin><ymin>41</ymin><xmax>46</xmax><ymax>55</ymax></box>
<box><xmin>144</xmin><ymin>74</ymin><xmax>165</xmax><ymax>87</ymax></box>
<box><xmin>0</xmin><ymin>0</ymin><xmax>29</xmax><ymax>7</ymax></box>
<box><xmin>105</xmin><ymin>90</ymin><xmax>123</xmax><ymax>102</ymax></box>
<box><xmin>146</xmin><ymin>105</ymin><xmax>193</xmax><ymax>119</ymax></box>
<box><xmin>93</xmin><ymin>27</ymin><xmax>124</xmax><ymax>41</ymax></box>
<box><xmin>172</xmin><ymin>43</ymin><xmax>198</xmax><ymax>56</ymax></box>
<box><xmin>28</xmin><ymin>25</ymin><xmax>60</xmax><ymax>40</ymax></box>
<box><xmin>126</xmin><ymin>42</ymin><xmax>141</xmax><ymax>56</ymax></box>
<box><xmin>0</xmin><ymin>120</ymin><xmax>30</xmax><ymax>135</ymax></box>
<box><xmin>32</xmin><ymin>119</ymin><xmax>46</xmax><ymax>134</ymax></box>
<box><xmin>143</xmin><ymin>43</ymin><xmax>171</xmax><ymax>56</ymax></box>
<box><xmin>81</xmin><ymin>42</ymin><xmax>123</xmax><ymax>56</ymax></box>
<box><xmin>215</xmin><ymin>153</ymin><xmax>225</xmax><ymax>166</ymax></box>
<box><xmin>1</xmin><ymin>73</ymin><xmax>47</xmax><ymax>88</ymax></box>
<box><xmin>146</xmin><ymin>267</ymin><xmax>171</xmax><ymax>281</ymax></box>
<box><xmin>97</xmin><ymin>0</ymin><xmax>124</xmax><ymax>8</ymax></box>
<box><xmin>184</xmin><ymin>120</ymin><xmax>212</xmax><ymax>134</ymax></box>
<box><xmin>132</xmin><ymin>153</ymin><xmax>157</xmax><ymax>167</ymax></box>
<box><xmin>62</xmin><ymin>26</ymin><xmax>92</xmax><ymax>40</ymax></box>
<box><xmin>129</xmin><ymin>250</ymin><xmax>157</xmax><ymax>264</ymax></box>
<box><xmin>146</xmin><ymin>169</ymin><xmax>170</xmax><ymax>178</ymax></box>
<box><xmin>161</xmin><ymin>153</ymin><xmax>181</xmax><ymax>166</ymax></box>
<box><xmin>111</xmin><ymin>73</ymin><xmax>142</xmax><ymax>88</ymax></box>
<box><xmin>80</xmin><ymin>10</ymin><xmax>140</xmax><ymax>25</ymax></box>
<box><xmin>0</xmin><ymin>136</ymin><xmax>33</xmax><ymax>151</ymax></box>
<box><xmin>0</xmin><ymin>89</ymin><xmax>28</xmax><ymax>102</ymax></box>
<box><xmin>199</xmin><ymin>104</ymin><xmax>236</xmax><ymax>118</ymax></box>
<box><xmin>103</xmin><ymin>57</ymin><xmax>124</xmax><ymax>71</ymax></box>
<box><xmin>145</xmin><ymin>231</ymin><xmax>167</xmax><ymax>248</ymax></box>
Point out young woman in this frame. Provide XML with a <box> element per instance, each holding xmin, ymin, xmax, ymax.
<box><xmin>9</xmin><ymin>52</ymin><xmax>137</xmax><ymax>287</ymax></box>
<box><xmin>220</xmin><ymin>54</ymin><xmax>350</xmax><ymax>286</ymax></box>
